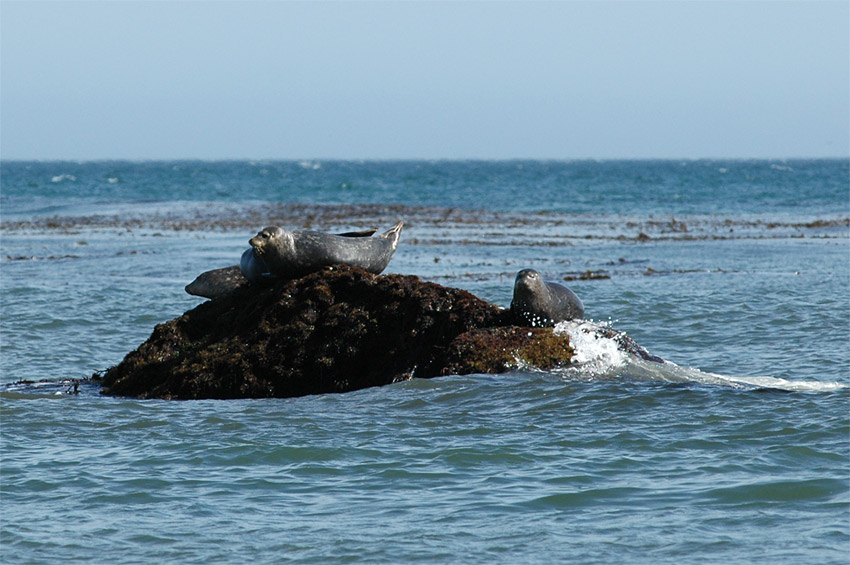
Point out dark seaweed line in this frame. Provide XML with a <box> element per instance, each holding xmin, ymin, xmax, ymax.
<box><xmin>1</xmin><ymin>202</ymin><xmax>847</xmax><ymax>240</ymax></box>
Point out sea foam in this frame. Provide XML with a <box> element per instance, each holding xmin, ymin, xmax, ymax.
<box><xmin>553</xmin><ymin>320</ymin><xmax>846</xmax><ymax>392</ymax></box>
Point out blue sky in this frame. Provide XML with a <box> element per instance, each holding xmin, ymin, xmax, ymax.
<box><xmin>1</xmin><ymin>1</ymin><xmax>847</xmax><ymax>160</ymax></box>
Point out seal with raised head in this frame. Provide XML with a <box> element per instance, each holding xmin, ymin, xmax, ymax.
<box><xmin>250</xmin><ymin>221</ymin><xmax>403</xmax><ymax>279</ymax></box>
<box><xmin>185</xmin><ymin>226</ymin><xmax>395</xmax><ymax>300</ymax></box>
<box><xmin>510</xmin><ymin>268</ymin><xmax>584</xmax><ymax>327</ymax></box>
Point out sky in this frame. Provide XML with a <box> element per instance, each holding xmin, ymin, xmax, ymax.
<box><xmin>1</xmin><ymin>1</ymin><xmax>848</xmax><ymax>160</ymax></box>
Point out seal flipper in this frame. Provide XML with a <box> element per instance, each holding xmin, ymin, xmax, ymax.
<box><xmin>379</xmin><ymin>221</ymin><xmax>403</xmax><ymax>249</ymax></box>
<box><xmin>336</xmin><ymin>228</ymin><xmax>378</xmax><ymax>238</ymax></box>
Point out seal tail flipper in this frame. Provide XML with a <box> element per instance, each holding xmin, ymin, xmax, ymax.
<box><xmin>380</xmin><ymin>221</ymin><xmax>403</xmax><ymax>248</ymax></box>
<box><xmin>336</xmin><ymin>228</ymin><xmax>378</xmax><ymax>238</ymax></box>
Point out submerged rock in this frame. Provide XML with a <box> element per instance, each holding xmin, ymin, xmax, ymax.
<box><xmin>99</xmin><ymin>266</ymin><xmax>583</xmax><ymax>400</ymax></box>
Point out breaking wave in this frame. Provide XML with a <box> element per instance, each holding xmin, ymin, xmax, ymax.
<box><xmin>553</xmin><ymin>320</ymin><xmax>847</xmax><ymax>392</ymax></box>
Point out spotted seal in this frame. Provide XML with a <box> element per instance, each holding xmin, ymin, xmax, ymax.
<box><xmin>185</xmin><ymin>265</ymin><xmax>247</xmax><ymax>299</ymax></box>
<box><xmin>249</xmin><ymin>221</ymin><xmax>403</xmax><ymax>279</ymax></box>
<box><xmin>185</xmin><ymin>224</ymin><xmax>401</xmax><ymax>299</ymax></box>
<box><xmin>239</xmin><ymin>248</ymin><xmax>270</xmax><ymax>283</ymax></box>
<box><xmin>510</xmin><ymin>268</ymin><xmax>585</xmax><ymax>327</ymax></box>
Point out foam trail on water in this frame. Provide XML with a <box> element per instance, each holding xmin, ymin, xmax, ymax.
<box><xmin>1</xmin><ymin>379</ymin><xmax>101</xmax><ymax>397</ymax></box>
<box><xmin>554</xmin><ymin>320</ymin><xmax>847</xmax><ymax>392</ymax></box>
<box><xmin>659</xmin><ymin>364</ymin><xmax>848</xmax><ymax>392</ymax></box>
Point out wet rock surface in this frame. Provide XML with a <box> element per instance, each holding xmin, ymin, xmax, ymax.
<box><xmin>99</xmin><ymin>266</ymin><xmax>581</xmax><ymax>400</ymax></box>
<box><xmin>442</xmin><ymin>327</ymin><xmax>575</xmax><ymax>376</ymax></box>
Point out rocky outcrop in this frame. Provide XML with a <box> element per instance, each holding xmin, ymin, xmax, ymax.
<box><xmin>98</xmin><ymin>266</ymin><xmax>580</xmax><ymax>400</ymax></box>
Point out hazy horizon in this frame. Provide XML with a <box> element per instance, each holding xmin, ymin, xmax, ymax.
<box><xmin>2</xmin><ymin>156</ymin><xmax>848</xmax><ymax>164</ymax></box>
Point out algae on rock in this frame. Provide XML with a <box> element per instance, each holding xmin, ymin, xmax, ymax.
<box><xmin>99</xmin><ymin>266</ymin><xmax>577</xmax><ymax>399</ymax></box>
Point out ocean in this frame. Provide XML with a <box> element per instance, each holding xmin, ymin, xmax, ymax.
<box><xmin>1</xmin><ymin>159</ymin><xmax>848</xmax><ymax>563</ymax></box>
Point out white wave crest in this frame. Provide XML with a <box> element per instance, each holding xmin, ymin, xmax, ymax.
<box><xmin>552</xmin><ymin>320</ymin><xmax>846</xmax><ymax>392</ymax></box>
<box><xmin>554</xmin><ymin>320</ymin><xmax>629</xmax><ymax>377</ymax></box>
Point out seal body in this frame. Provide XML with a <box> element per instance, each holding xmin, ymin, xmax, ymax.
<box><xmin>185</xmin><ymin>266</ymin><xmax>247</xmax><ymax>299</ymax></box>
<box><xmin>510</xmin><ymin>268</ymin><xmax>584</xmax><ymax>327</ymax></box>
<box><xmin>240</xmin><ymin>248</ymin><xmax>270</xmax><ymax>283</ymax></box>
<box><xmin>185</xmin><ymin>224</ymin><xmax>402</xmax><ymax>299</ymax></box>
<box><xmin>184</xmin><ymin>251</ymin><xmax>269</xmax><ymax>299</ymax></box>
<box><xmin>250</xmin><ymin>221</ymin><xmax>403</xmax><ymax>279</ymax></box>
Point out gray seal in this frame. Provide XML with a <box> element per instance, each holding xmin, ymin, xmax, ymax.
<box><xmin>240</xmin><ymin>247</ymin><xmax>270</xmax><ymax>283</ymax></box>
<box><xmin>249</xmin><ymin>221</ymin><xmax>403</xmax><ymax>279</ymax></box>
<box><xmin>185</xmin><ymin>265</ymin><xmax>247</xmax><ymax>299</ymax></box>
<box><xmin>240</xmin><ymin>228</ymin><xmax>377</xmax><ymax>283</ymax></box>
<box><xmin>185</xmin><ymin>224</ymin><xmax>401</xmax><ymax>299</ymax></box>
<box><xmin>184</xmin><ymin>249</ymin><xmax>271</xmax><ymax>299</ymax></box>
<box><xmin>510</xmin><ymin>268</ymin><xmax>584</xmax><ymax>327</ymax></box>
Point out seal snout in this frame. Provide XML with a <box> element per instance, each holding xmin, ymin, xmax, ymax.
<box><xmin>515</xmin><ymin>268</ymin><xmax>542</xmax><ymax>288</ymax></box>
<box><xmin>250</xmin><ymin>227</ymin><xmax>279</xmax><ymax>252</ymax></box>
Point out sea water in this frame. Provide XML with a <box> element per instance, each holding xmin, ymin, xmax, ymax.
<box><xmin>1</xmin><ymin>160</ymin><xmax>848</xmax><ymax>563</ymax></box>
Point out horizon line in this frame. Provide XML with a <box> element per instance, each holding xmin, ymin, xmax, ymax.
<box><xmin>2</xmin><ymin>155</ymin><xmax>848</xmax><ymax>163</ymax></box>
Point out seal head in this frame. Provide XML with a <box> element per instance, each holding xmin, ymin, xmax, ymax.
<box><xmin>510</xmin><ymin>268</ymin><xmax>585</xmax><ymax>327</ymax></box>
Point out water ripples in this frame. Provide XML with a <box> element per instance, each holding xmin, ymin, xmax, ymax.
<box><xmin>2</xmin><ymin>161</ymin><xmax>848</xmax><ymax>563</ymax></box>
<box><xmin>3</xmin><ymin>372</ymin><xmax>848</xmax><ymax>564</ymax></box>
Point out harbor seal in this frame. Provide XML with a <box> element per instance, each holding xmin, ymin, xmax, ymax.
<box><xmin>240</xmin><ymin>248</ymin><xmax>270</xmax><ymax>283</ymax></box>
<box><xmin>185</xmin><ymin>249</ymin><xmax>272</xmax><ymax>299</ymax></box>
<box><xmin>249</xmin><ymin>221</ymin><xmax>403</xmax><ymax>279</ymax></box>
<box><xmin>185</xmin><ymin>265</ymin><xmax>247</xmax><ymax>299</ymax></box>
<box><xmin>510</xmin><ymin>268</ymin><xmax>585</xmax><ymax>327</ymax></box>
<box><xmin>240</xmin><ymin>228</ymin><xmax>376</xmax><ymax>283</ymax></box>
<box><xmin>185</xmin><ymin>224</ymin><xmax>401</xmax><ymax>299</ymax></box>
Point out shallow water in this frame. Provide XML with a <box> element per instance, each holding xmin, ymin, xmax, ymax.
<box><xmin>1</xmin><ymin>160</ymin><xmax>848</xmax><ymax>563</ymax></box>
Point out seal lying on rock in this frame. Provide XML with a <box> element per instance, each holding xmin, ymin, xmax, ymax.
<box><xmin>185</xmin><ymin>225</ymin><xmax>401</xmax><ymax>300</ymax></box>
<box><xmin>510</xmin><ymin>268</ymin><xmax>584</xmax><ymax>327</ymax></box>
<box><xmin>240</xmin><ymin>227</ymin><xmax>379</xmax><ymax>283</ymax></box>
<box><xmin>185</xmin><ymin>265</ymin><xmax>247</xmax><ymax>299</ymax></box>
<box><xmin>250</xmin><ymin>221</ymin><xmax>403</xmax><ymax>279</ymax></box>
<box><xmin>184</xmin><ymin>249</ymin><xmax>274</xmax><ymax>298</ymax></box>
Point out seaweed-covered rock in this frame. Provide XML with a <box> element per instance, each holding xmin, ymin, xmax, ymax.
<box><xmin>99</xmin><ymin>266</ymin><xmax>576</xmax><ymax>399</ymax></box>
<box><xmin>442</xmin><ymin>327</ymin><xmax>574</xmax><ymax>375</ymax></box>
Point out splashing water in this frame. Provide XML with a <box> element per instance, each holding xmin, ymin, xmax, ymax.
<box><xmin>554</xmin><ymin>320</ymin><xmax>846</xmax><ymax>392</ymax></box>
<box><xmin>553</xmin><ymin>320</ymin><xmax>631</xmax><ymax>378</ymax></box>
